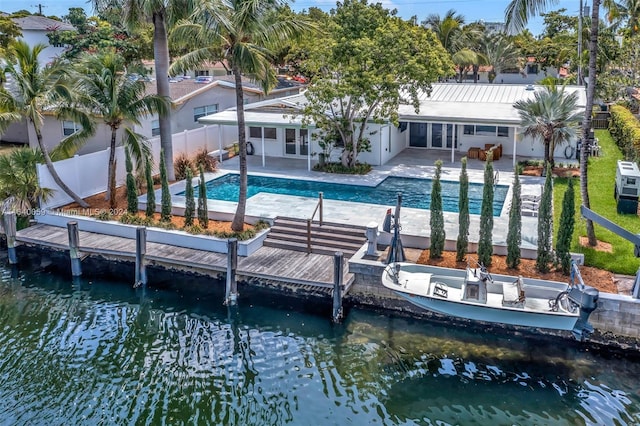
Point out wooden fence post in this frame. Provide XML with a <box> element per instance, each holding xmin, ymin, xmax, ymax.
<box><xmin>67</xmin><ymin>221</ymin><xmax>81</xmax><ymax>276</ymax></box>
<box><xmin>4</xmin><ymin>212</ymin><xmax>17</xmax><ymax>265</ymax></box>
<box><xmin>332</xmin><ymin>251</ymin><xmax>344</xmax><ymax>323</ymax></box>
<box><xmin>135</xmin><ymin>226</ymin><xmax>147</xmax><ymax>287</ymax></box>
<box><xmin>225</xmin><ymin>238</ymin><xmax>238</xmax><ymax>305</ymax></box>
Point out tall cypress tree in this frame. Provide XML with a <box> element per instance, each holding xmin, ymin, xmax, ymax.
<box><xmin>184</xmin><ymin>168</ymin><xmax>195</xmax><ymax>227</ymax></box>
<box><xmin>556</xmin><ymin>178</ymin><xmax>575</xmax><ymax>275</ymax></box>
<box><xmin>506</xmin><ymin>170</ymin><xmax>522</xmax><ymax>269</ymax></box>
<box><xmin>430</xmin><ymin>160</ymin><xmax>445</xmax><ymax>258</ymax></box>
<box><xmin>456</xmin><ymin>157</ymin><xmax>469</xmax><ymax>262</ymax></box>
<box><xmin>477</xmin><ymin>152</ymin><xmax>494</xmax><ymax>267</ymax></box>
<box><xmin>536</xmin><ymin>163</ymin><xmax>554</xmax><ymax>273</ymax></box>
<box><xmin>160</xmin><ymin>148</ymin><xmax>172</xmax><ymax>223</ymax></box>
<box><xmin>145</xmin><ymin>157</ymin><xmax>155</xmax><ymax>218</ymax></box>
<box><xmin>125</xmin><ymin>148</ymin><xmax>138</xmax><ymax>214</ymax></box>
<box><xmin>197</xmin><ymin>165</ymin><xmax>209</xmax><ymax>228</ymax></box>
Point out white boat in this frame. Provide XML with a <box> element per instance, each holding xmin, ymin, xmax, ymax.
<box><xmin>382</xmin><ymin>262</ymin><xmax>599</xmax><ymax>339</ymax></box>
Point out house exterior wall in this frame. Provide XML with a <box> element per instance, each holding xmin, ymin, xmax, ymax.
<box><xmin>1</xmin><ymin>120</ymin><xmax>30</xmax><ymax>144</ymax></box>
<box><xmin>19</xmin><ymin>29</ymin><xmax>67</xmax><ymax>65</ymax></box>
<box><xmin>455</xmin><ymin>66</ymin><xmax>562</xmax><ymax>85</ymax></box>
<box><xmin>402</xmin><ymin>121</ymin><xmax>578</xmax><ymax>162</ymax></box>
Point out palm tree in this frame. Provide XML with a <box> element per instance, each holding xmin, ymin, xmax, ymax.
<box><xmin>605</xmin><ymin>0</ymin><xmax>640</xmax><ymax>34</ymax></box>
<box><xmin>482</xmin><ymin>33</ymin><xmax>522</xmax><ymax>83</ymax></box>
<box><xmin>0</xmin><ymin>41</ymin><xmax>94</xmax><ymax>207</ymax></box>
<box><xmin>0</xmin><ymin>147</ymin><xmax>53</xmax><ymax>213</ymax></box>
<box><xmin>170</xmin><ymin>0</ymin><xmax>312</xmax><ymax>232</ymax></box>
<box><xmin>422</xmin><ymin>9</ymin><xmax>466</xmax><ymax>54</ymax></box>
<box><xmin>514</xmin><ymin>85</ymin><xmax>583</xmax><ymax>168</ymax></box>
<box><xmin>74</xmin><ymin>50</ymin><xmax>170</xmax><ymax>210</ymax></box>
<box><xmin>93</xmin><ymin>0</ymin><xmax>195</xmax><ymax>182</ymax></box>
<box><xmin>451</xmin><ymin>48</ymin><xmax>478</xmax><ymax>82</ymax></box>
<box><xmin>505</xmin><ymin>0</ymin><xmax>600</xmax><ymax>245</ymax></box>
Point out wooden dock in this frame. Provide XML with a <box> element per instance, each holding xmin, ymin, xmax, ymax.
<box><xmin>15</xmin><ymin>224</ymin><xmax>354</xmax><ymax>296</ymax></box>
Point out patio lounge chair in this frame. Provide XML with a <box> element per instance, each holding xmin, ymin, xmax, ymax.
<box><xmin>521</xmin><ymin>194</ymin><xmax>540</xmax><ymax>217</ymax></box>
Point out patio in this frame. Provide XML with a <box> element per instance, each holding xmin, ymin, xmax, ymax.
<box><xmin>170</xmin><ymin>148</ymin><xmax>545</xmax><ymax>257</ymax></box>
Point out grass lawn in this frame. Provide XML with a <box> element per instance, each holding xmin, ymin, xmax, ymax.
<box><xmin>553</xmin><ymin>130</ymin><xmax>640</xmax><ymax>275</ymax></box>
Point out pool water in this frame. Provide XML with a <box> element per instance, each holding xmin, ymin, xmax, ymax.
<box><xmin>189</xmin><ymin>174</ymin><xmax>508</xmax><ymax>216</ymax></box>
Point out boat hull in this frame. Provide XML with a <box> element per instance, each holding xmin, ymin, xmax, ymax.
<box><xmin>394</xmin><ymin>292</ymin><xmax>579</xmax><ymax>331</ymax></box>
<box><xmin>382</xmin><ymin>263</ymin><xmax>580</xmax><ymax>332</ymax></box>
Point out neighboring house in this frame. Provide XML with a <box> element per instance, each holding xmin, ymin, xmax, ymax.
<box><xmin>455</xmin><ymin>58</ymin><xmax>565</xmax><ymax>85</ymax></box>
<box><xmin>199</xmin><ymin>83</ymin><xmax>586</xmax><ymax>169</ymax></box>
<box><xmin>9</xmin><ymin>14</ymin><xmax>75</xmax><ymax>65</ymax></box>
<box><xmin>143</xmin><ymin>59</ymin><xmax>231</xmax><ymax>79</ymax></box>
<box><xmin>0</xmin><ymin>14</ymin><xmax>76</xmax><ymax>148</ymax></box>
<box><xmin>1</xmin><ymin>73</ymin><xmax>306</xmax><ymax>155</ymax></box>
<box><xmin>133</xmin><ymin>75</ymin><xmax>307</xmax><ymax>142</ymax></box>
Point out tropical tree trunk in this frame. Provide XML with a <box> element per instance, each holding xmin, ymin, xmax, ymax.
<box><xmin>153</xmin><ymin>11</ymin><xmax>175</xmax><ymax>182</ymax></box>
<box><xmin>106</xmin><ymin>128</ymin><xmax>118</xmax><ymax>209</ymax></box>
<box><xmin>581</xmin><ymin>0</ymin><xmax>600</xmax><ymax>247</ymax></box>
<box><xmin>231</xmin><ymin>65</ymin><xmax>247</xmax><ymax>232</ymax></box>
<box><xmin>34</xmin><ymin>125</ymin><xmax>89</xmax><ymax>208</ymax></box>
<box><xmin>544</xmin><ymin>138</ymin><xmax>551</xmax><ymax>167</ymax></box>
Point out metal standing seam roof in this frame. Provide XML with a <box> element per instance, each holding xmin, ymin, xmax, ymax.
<box><xmin>199</xmin><ymin>83</ymin><xmax>587</xmax><ymax>127</ymax></box>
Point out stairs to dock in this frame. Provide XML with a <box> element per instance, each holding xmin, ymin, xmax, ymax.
<box><xmin>263</xmin><ymin>217</ymin><xmax>367</xmax><ymax>257</ymax></box>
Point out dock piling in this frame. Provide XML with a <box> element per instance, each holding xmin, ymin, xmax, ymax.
<box><xmin>135</xmin><ymin>226</ymin><xmax>147</xmax><ymax>287</ymax></box>
<box><xmin>225</xmin><ymin>238</ymin><xmax>238</xmax><ymax>305</ymax></box>
<box><xmin>67</xmin><ymin>221</ymin><xmax>81</xmax><ymax>276</ymax></box>
<box><xmin>332</xmin><ymin>251</ymin><xmax>344</xmax><ymax>323</ymax></box>
<box><xmin>3</xmin><ymin>212</ymin><xmax>17</xmax><ymax>265</ymax></box>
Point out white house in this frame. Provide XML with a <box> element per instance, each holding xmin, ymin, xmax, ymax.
<box><xmin>199</xmin><ymin>83</ymin><xmax>587</xmax><ymax>169</ymax></box>
<box><xmin>10</xmin><ymin>15</ymin><xmax>75</xmax><ymax>65</ymax></box>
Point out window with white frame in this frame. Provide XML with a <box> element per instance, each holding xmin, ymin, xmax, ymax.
<box><xmin>193</xmin><ymin>104</ymin><xmax>219</xmax><ymax>122</ymax></box>
<box><xmin>462</xmin><ymin>124</ymin><xmax>509</xmax><ymax>137</ymax></box>
<box><xmin>63</xmin><ymin>121</ymin><xmax>81</xmax><ymax>136</ymax></box>
<box><xmin>151</xmin><ymin>119</ymin><xmax>160</xmax><ymax>136</ymax></box>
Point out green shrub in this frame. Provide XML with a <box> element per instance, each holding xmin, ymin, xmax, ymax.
<box><xmin>430</xmin><ymin>160</ymin><xmax>445</xmax><ymax>259</ymax></box>
<box><xmin>609</xmin><ymin>104</ymin><xmax>640</xmax><ymax>162</ymax></box>
<box><xmin>119</xmin><ymin>213</ymin><xmax>153</xmax><ymax>226</ymax></box>
<box><xmin>92</xmin><ymin>211</ymin><xmax>113</xmax><ymax>221</ymax></box>
<box><xmin>477</xmin><ymin>152</ymin><xmax>494</xmax><ymax>266</ymax></box>
<box><xmin>536</xmin><ymin>163</ymin><xmax>554</xmax><ymax>273</ymax></box>
<box><xmin>159</xmin><ymin>148</ymin><xmax>172</xmax><ymax>223</ymax></box>
<box><xmin>506</xmin><ymin>171</ymin><xmax>522</xmax><ymax>269</ymax></box>
<box><xmin>555</xmin><ymin>178</ymin><xmax>575</xmax><ymax>274</ymax></box>
<box><xmin>145</xmin><ymin>157</ymin><xmax>155</xmax><ymax>218</ymax></box>
<box><xmin>155</xmin><ymin>220</ymin><xmax>176</xmax><ymax>230</ymax></box>
<box><xmin>456</xmin><ymin>157</ymin><xmax>469</xmax><ymax>262</ymax></box>
<box><xmin>312</xmin><ymin>162</ymin><xmax>372</xmax><ymax>174</ymax></box>
<box><xmin>184</xmin><ymin>224</ymin><xmax>204</xmax><ymax>234</ymax></box>
<box><xmin>184</xmin><ymin>168</ymin><xmax>195</xmax><ymax>227</ymax></box>
<box><xmin>197</xmin><ymin>165</ymin><xmax>209</xmax><ymax>228</ymax></box>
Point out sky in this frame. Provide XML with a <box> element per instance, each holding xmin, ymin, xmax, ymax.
<box><xmin>1</xmin><ymin>0</ymin><xmax>586</xmax><ymax>36</ymax></box>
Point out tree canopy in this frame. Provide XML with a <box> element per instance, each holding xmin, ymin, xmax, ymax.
<box><xmin>300</xmin><ymin>0</ymin><xmax>453</xmax><ymax>167</ymax></box>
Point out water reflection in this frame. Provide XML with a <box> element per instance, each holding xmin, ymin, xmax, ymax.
<box><xmin>0</xmin><ymin>266</ymin><xmax>639</xmax><ymax>425</ymax></box>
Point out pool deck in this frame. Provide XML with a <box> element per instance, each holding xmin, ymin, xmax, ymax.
<box><xmin>153</xmin><ymin>148</ymin><xmax>545</xmax><ymax>254</ymax></box>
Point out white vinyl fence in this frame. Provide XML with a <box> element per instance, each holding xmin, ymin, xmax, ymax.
<box><xmin>38</xmin><ymin>124</ymin><xmax>236</xmax><ymax>209</ymax></box>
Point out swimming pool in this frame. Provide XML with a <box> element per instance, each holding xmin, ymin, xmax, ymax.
<box><xmin>187</xmin><ymin>174</ymin><xmax>508</xmax><ymax>216</ymax></box>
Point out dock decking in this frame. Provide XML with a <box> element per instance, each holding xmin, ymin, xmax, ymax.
<box><xmin>16</xmin><ymin>224</ymin><xmax>354</xmax><ymax>295</ymax></box>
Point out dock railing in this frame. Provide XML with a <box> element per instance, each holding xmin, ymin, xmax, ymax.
<box><xmin>306</xmin><ymin>192</ymin><xmax>324</xmax><ymax>253</ymax></box>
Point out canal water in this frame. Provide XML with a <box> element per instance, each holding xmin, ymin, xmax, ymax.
<box><xmin>1</xmin><ymin>262</ymin><xmax>639</xmax><ymax>425</ymax></box>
